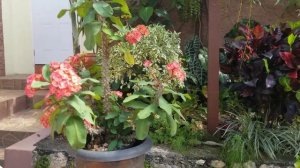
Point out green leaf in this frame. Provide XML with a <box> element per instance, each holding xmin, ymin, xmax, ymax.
<box><xmin>82</xmin><ymin>10</ymin><xmax>96</xmax><ymax>26</ymax></box>
<box><xmin>31</xmin><ymin>81</ymin><xmax>50</xmax><ymax>88</ymax></box>
<box><xmin>138</xmin><ymin>7</ymin><xmax>154</xmax><ymax>24</ymax></box>
<box><xmin>105</xmin><ymin>111</ymin><xmax>119</xmax><ymax>119</ymax></box>
<box><xmin>119</xmin><ymin>112</ymin><xmax>129</xmax><ymax>122</ymax></box>
<box><xmin>33</xmin><ymin>99</ymin><xmax>45</xmax><ymax>109</ymax></box>
<box><xmin>80</xmin><ymin>91</ymin><xmax>100</xmax><ymax>100</ymax></box>
<box><xmin>166</xmin><ymin>114</ymin><xmax>177</xmax><ymax>136</ymax></box>
<box><xmin>92</xmin><ymin>86</ymin><xmax>104</xmax><ymax>97</ymax></box>
<box><xmin>109</xmin><ymin>16</ymin><xmax>124</xmax><ymax>27</ymax></box>
<box><xmin>93</xmin><ymin>1</ymin><xmax>113</xmax><ymax>18</ymax></box>
<box><xmin>135</xmin><ymin>119</ymin><xmax>151</xmax><ymax>140</ymax></box>
<box><xmin>124</xmin><ymin>100</ymin><xmax>148</xmax><ymax>109</ymax></box>
<box><xmin>84</xmin><ymin>22</ymin><xmax>101</xmax><ymax>50</ymax></box>
<box><xmin>279</xmin><ymin>76</ymin><xmax>292</xmax><ymax>92</ymax></box>
<box><xmin>172</xmin><ymin>106</ymin><xmax>185</xmax><ymax>120</ymax></box>
<box><xmin>81</xmin><ymin>78</ymin><xmax>100</xmax><ymax>84</ymax></box>
<box><xmin>53</xmin><ymin>111</ymin><xmax>72</xmax><ymax>134</ymax></box>
<box><xmin>77</xmin><ymin>2</ymin><xmax>92</xmax><ymax>17</ymax></box>
<box><xmin>263</xmin><ymin>59</ymin><xmax>270</xmax><ymax>74</ymax></box>
<box><xmin>158</xmin><ymin>96</ymin><xmax>172</xmax><ymax>115</ymax></box>
<box><xmin>296</xmin><ymin>91</ymin><xmax>300</xmax><ymax>102</ymax></box>
<box><xmin>124</xmin><ymin>50</ymin><xmax>135</xmax><ymax>65</ymax></box>
<box><xmin>57</xmin><ymin>9</ymin><xmax>68</xmax><ymax>18</ymax></box>
<box><xmin>138</xmin><ymin>104</ymin><xmax>157</xmax><ymax>119</ymax></box>
<box><xmin>102</xmin><ymin>27</ymin><xmax>113</xmax><ymax>36</ymax></box>
<box><xmin>42</xmin><ymin>65</ymin><xmax>51</xmax><ymax>82</ymax></box>
<box><xmin>64</xmin><ymin>116</ymin><xmax>87</xmax><ymax>149</ymax></box>
<box><xmin>288</xmin><ymin>33</ymin><xmax>296</xmax><ymax>46</ymax></box>
<box><xmin>67</xmin><ymin>95</ymin><xmax>95</xmax><ymax>124</ymax></box>
<box><xmin>123</xmin><ymin>94</ymin><xmax>140</xmax><ymax>103</ymax></box>
<box><xmin>108</xmin><ymin>140</ymin><xmax>118</xmax><ymax>151</ymax></box>
<box><xmin>112</xmin><ymin>0</ymin><xmax>132</xmax><ymax>17</ymax></box>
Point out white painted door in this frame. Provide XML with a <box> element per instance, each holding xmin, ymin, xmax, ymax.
<box><xmin>32</xmin><ymin>0</ymin><xmax>73</xmax><ymax>64</ymax></box>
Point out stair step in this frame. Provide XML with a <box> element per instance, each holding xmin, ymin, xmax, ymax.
<box><xmin>0</xmin><ymin>109</ymin><xmax>43</xmax><ymax>148</ymax></box>
<box><xmin>0</xmin><ymin>90</ymin><xmax>29</xmax><ymax>119</ymax></box>
<box><xmin>0</xmin><ymin>74</ymin><xmax>29</xmax><ymax>90</ymax></box>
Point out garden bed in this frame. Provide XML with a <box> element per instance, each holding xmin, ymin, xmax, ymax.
<box><xmin>32</xmin><ymin>135</ymin><xmax>294</xmax><ymax>168</ymax></box>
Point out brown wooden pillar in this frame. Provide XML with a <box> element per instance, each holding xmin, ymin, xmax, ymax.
<box><xmin>0</xmin><ymin>0</ymin><xmax>5</xmax><ymax>76</ymax></box>
<box><xmin>207</xmin><ymin>0</ymin><xmax>221</xmax><ymax>133</ymax></box>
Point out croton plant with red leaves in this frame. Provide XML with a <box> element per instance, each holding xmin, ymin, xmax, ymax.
<box><xmin>221</xmin><ymin>20</ymin><xmax>300</xmax><ymax>125</ymax></box>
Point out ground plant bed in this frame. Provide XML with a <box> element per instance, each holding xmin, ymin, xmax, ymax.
<box><xmin>32</xmin><ymin>135</ymin><xmax>294</xmax><ymax>168</ymax></box>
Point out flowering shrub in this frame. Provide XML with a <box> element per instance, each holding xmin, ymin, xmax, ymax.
<box><xmin>26</xmin><ymin>23</ymin><xmax>187</xmax><ymax>150</ymax></box>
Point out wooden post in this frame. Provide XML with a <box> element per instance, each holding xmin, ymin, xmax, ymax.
<box><xmin>207</xmin><ymin>0</ymin><xmax>221</xmax><ymax>133</ymax></box>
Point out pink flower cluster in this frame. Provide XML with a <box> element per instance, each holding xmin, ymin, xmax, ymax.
<box><xmin>112</xmin><ymin>91</ymin><xmax>123</xmax><ymax>98</ymax></box>
<box><xmin>48</xmin><ymin>62</ymin><xmax>82</xmax><ymax>100</ymax></box>
<box><xmin>166</xmin><ymin>62</ymin><xmax>186</xmax><ymax>82</ymax></box>
<box><xmin>143</xmin><ymin>60</ymin><xmax>152</xmax><ymax>68</ymax></box>
<box><xmin>24</xmin><ymin>74</ymin><xmax>43</xmax><ymax>97</ymax></box>
<box><xmin>40</xmin><ymin>106</ymin><xmax>57</xmax><ymax>128</ymax></box>
<box><xmin>125</xmin><ymin>25</ymin><xmax>149</xmax><ymax>45</ymax></box>
<box><xmin>64</xmin><ymin>54</ymin><xmax>81</xmax><ymax>67</ymax></box>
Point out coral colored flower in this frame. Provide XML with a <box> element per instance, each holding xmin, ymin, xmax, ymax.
<box><xmin>50</xmin><ymin>62</ymin><xmax>60</xmax><ymax>71</ymax></box>
<box><xmin>166</xmin><ymin>61</ymin><xmax>186</xmax><ymax>82</ymax></box>
<box><xmin>65</xmin><ymin>54</ymin><xmax>81</xmax><ymax>66</ymax></box>
<box><xmin>112</xmin><ymin>91</ymin><xmax>123</xmax><ymax>98</ymax></box>
<box><xmin>48</xmin><ymin>62</ymin><xmax>82</xmax><ymax>100</ymax></box>
<box><xmin>40</xmin><ymin>106</ymin><xmax>57</xmax><ymax>128</ymax></box>
<box><xmin>24</xmin><ymin>74</ymin><xmax>43</xmax><ymax>97</ymax></box>
<box><xmin>136</xmin><ymin>25</ymin><xmax>149</xmax><ymax>36</ymax></box>
<box><xmin>125</xmin><ymin>29</ymin><xmax>142</xmax><ymax>44</ymax></box>
<box><xmin>143</xmin><ymin>60</ymin><xmax>152</xmax><ymax>68</ymax></box>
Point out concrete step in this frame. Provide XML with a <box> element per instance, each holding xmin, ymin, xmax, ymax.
<box><xmin>0</xmin><ymin>74</ymin><xmax>29</xmax><ymax>90</ymax></box>
<box><xmin>0</xmin><ymin>109</ymin><xmax>42</xmax><ymax>148</ymax></box>
<box><xmin>0</xmin><ymin>90</ymin><xmax>30</xmax><ymax>120</ymax></box>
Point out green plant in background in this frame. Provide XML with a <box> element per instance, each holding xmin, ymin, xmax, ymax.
<box><xmin>35</xmin><ymin>155</ymin><xmax>50</xmax><ymax>168</ymax></box>
<box><xmin>175</xmin><ymin>0</ymin><xmax>201</xmax><ymax>21</ymax></box>
<box><xmin>295</xmin><ymin>155</ymin><xmax>300</xmax><ymax>168</ymax></box>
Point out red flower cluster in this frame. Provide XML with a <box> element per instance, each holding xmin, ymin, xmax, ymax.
<box><xmin>166</xmin><ymin>62</ymin><xmax>186</xmax><ymax>82</ymax></box>
<box><xmin>24</xmin><ymin>74</ymin><xmax>43</xmax><ymax>97</ymax></box>
<box><xmin>64</xmin><ymin>54</ymin><xmax>81</xmax><ymax>67</ymax></box>
<box><xmin>125</xmin><ymin>25</ymin><xmax>149</xmax><ymax>45</ymax></box>
<box><xmin>40</xmin><ymin>106</ymin><xmax>57</xmax><ymax>128</ymax></box>
<box><xmin>48</xmin><ymin>62</ymin><xmax>82</xmax><ymax>100</ymax></box>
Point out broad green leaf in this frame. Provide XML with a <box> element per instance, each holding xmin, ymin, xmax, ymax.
<box><xmin>84</xmin><ymin>22</ymin><xmax>101</xmax><ymax>50</ymax></box>
<box><xmin>119</xmin><ymin>112</ymin><xmax>129</xmax><ymax>122</ymax></box>
<box><xmin>67</xmin><ymin>95</ymin><xmax>95</xmax><ymax>124</ymax></box>
<box><xmin>82</xmin><ymin>10</ymin><xmax>96</xmax><ymax>26</ymax></box>
<box><xmin>167</xmin><ymin>114</ymin><xmax>177</xmax><ymax>136</ymax></box>
<box><xmin>112</xmin><ymin>0</ymin><xmax>132</xmax><ymax>17</ymax></box>
<box><xmin>33</xmin><ymin>99</ymin><xmax>45</xmax><ymax>109</ymax></box>
<box><xmin>57</xmin><ymin>9</ymin><xmax>68</xmax><ymax>18</ymax></box>
<box><xmin>102</xmin><ymin>27</ymin><xmax>113</xmax><ymax>36</ymax></box>
<box><xmin>80</xmin><ymin>91</ymin><xmax>100</xmax><ymax>100</ymax></box>
<box><xmin>81</xmin><ymin>78</ymin><xmax>100</xmax><ymax>84</ymax></box>
<box><xmin>124</xmin><ymin>50</ymin><xmax>135</xmax><ymax>65</ymax></box>
<box><xmin>288</xmin><ymin>33</ymin><xmax>296</xmax><ymax>46</ymax></box>
<box><xmin>92</xmin><ymin>86</ymin><xmax>104</xmax><ymax>97</ymax></box>
<box><xmin>64</xmin><ymin>116</ymin><xmax>87</xmax><ymax>149</ymax></box>
<box><xmin>105</xmin><ymin>111</ymin><xmax>119</xmax><ymax>119</ymax></box>
<box><xmin>172</xmin><ymin>106</ymin><xmax>185</xmax><ymax>120</ymax></box>
<box><xmin>279</xmin><ymin>76</ymin><xmax>292</xmax><ymax>92</ymax></box>
<box><xmin>296</xmin><ymin>91</ymin><xmax>300</xmax><ymax>102</ymax></box>
<box><xmin>77</xmin><ymin>2</ymin><xmax>92</xmax><ymax>17</ymax></box>
<box><xmin>93</xmin><ymin>1</ymin><xmax>113</xmax><ymax>18</ymax></box>
<box><xmin>158</xmin><ymin>96</ymin><xmax>172</xmax><ymax>115</ymax></box>
<box><xmin>31</xmin><ymin>81</ymin><xmax>50</xmax><ymax>88</ymax></box>
<box><xmin>53</xmin><ymin>111</ymin><xmax>72</xmax><ymax>134</ymax></box>
<box><xmin>138</xmin><ymin>104</ymin><xmax>157</xmax><ymax>119</ymax></box>
<box><xmin>124</xmin><ymin>100</ymin><xmax>148</xmax><ymax>109</ymax></box>
<box><xmin>141</xmin><ymin>86</ymin><xmax>155</xmax><ymax>95</ymax></box>
<box><xmin>42</xmin><ymin>65</ymin><xmax>51</xmax><ymax>82</ymax></box>
<box><xmin>123</xmin><ymin>94</ymin><xmax>140</xmax><ymax>103</ymax></box>
<box><xmin>135</xmin><ymin>119</ymin><xmax>151</xmax><ymax>140</ymax></box>
<box><xmin>138</xmin><ymin>7</ymin><xmax>153</xmax><ymax>24</ymax></box>
<box><xmin>109</xmin><ymin>16</ymin><xmax>124</xmax><ymax>27</ymax></box>
<box><xmin>288</xmin><ymin>20</ymin><xmax>300</xmax><ymax>30</ymax></box>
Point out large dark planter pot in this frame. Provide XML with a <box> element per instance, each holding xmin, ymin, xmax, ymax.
<box><xmin>75</xmin><ymin>138</ymin><xmax>152</xmax><ymax>168</ymax></box>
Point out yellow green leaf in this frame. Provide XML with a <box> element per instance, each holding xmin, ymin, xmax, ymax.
<box><xmin>124</xmin><ymin>50</ymin><xmax>135</xmax><ymax>65</ymax></box>
<box><xmin>109</xmin><ymin>16</ymin><xmax>124</xmax><ymax>27</ymax></box>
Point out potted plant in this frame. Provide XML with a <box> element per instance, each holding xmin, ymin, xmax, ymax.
<box><xmin>220</xmin><ymin>20</ymin><xmax>300</xmax><ymax>126</ymax></box>
<box><xmin>25</xmin><ymin>0</ymin><xmax>187</xmax><ymax>167</ymax></box>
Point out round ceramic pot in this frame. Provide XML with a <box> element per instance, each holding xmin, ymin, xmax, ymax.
<box><xmin>75</xmin><ymin>138</ymin><xmax>152</xmax><ymax>168</ymax></box>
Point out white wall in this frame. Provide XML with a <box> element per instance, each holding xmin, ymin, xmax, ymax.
<box><xmin>2</xmin><ymin>0</ymin><xmax>34</xmax><ymax>75</ymax></box>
